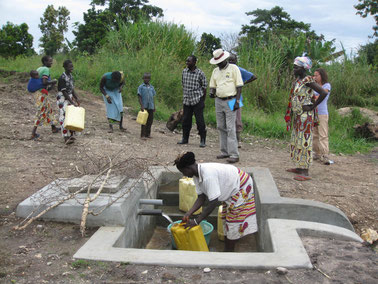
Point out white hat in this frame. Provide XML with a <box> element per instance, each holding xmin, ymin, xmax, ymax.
<box><xmin>210</xmin><ymin>48</ymin><xmax>230</xmax><ymax>65</ymax></box>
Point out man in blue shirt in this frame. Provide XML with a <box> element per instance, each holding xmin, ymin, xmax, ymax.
<box><xmin>138</xmin><ymin>72</ymin><xmax>156</xmax><ymax>139</ymax></box>
<box><xmin>228</xmin><ymin>53</ymin><xmax>257</xmax><ymax>148</ymax></box>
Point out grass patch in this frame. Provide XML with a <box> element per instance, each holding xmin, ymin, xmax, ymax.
<box><xmin>71</xmin><ymin>259</ymin><xmax>91</xmax><ymax>269</ymax></box>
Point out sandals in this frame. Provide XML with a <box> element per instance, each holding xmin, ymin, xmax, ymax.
<box><xmin>294</xmin><ymin>175</ymin><xmax>312</xmax><ymax>181</ymax></box>
<box><xmin>31</xmin><ymin>133</ymin><xmax>41</xmax><ymax>141</ymax></box>
<box><xmin>286</xmin><ymin>168</ymin><xmax>302</xmax><ymax>174</ymax></box>
<box><xmin>64</xmin><ymin>137</ymin><xmax>74</xmax><ymax>145</ymax></box>
<box><xmin>51</xmin><ymin>127</ymin><xmax>61</xmax><ymax>133</ymax></box>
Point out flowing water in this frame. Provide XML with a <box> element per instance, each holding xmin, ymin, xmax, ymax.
<box><xmin>161</xmin><ymin>213</ymin><xmax>173</xmax><ymax>225</ymax></box>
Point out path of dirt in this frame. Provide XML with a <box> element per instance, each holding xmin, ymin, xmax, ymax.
<box><xmin>0</xmin><ymin>71</ymin><xmax>377</xmax><ymax>283</ymax></box>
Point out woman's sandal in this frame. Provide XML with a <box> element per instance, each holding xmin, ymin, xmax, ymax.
<box><xmin>52</xmin><ymin>127</ymin><xmax>61</xmax><ymax>133</ymax></box>
<box><xmin>294</xmin><ymin>175</ymin><xmax>312</xmax><ymax>181</ymax></box>
<box><xmin>64</xmin><ymin>137</ymin><xmax>74</xmax><ymax>145</ymax></box>
<box><xmin>286</xmin><ymin>168</ymin><xmax>302</xmax><ymax>174</ymax></box>
<box><xmin>31</xmin><ymin>133</ymin><xmax>41</xmax><ymax>141</ymax></box>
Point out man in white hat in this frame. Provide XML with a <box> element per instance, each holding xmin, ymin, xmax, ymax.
<box><xmin>209</xmin><ymin>48</ymin><xmax>244</xmax><ymax>163</ymax></box>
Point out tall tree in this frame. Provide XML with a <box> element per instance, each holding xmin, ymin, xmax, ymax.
<box><xmin>39</xmin><ymin>5</ymin><xmax>70</xmax><ymax>56</ymax></box>
<box><xmin>240</xmin><ymin>6</ymin><xmax>319</xmax><ymax>41</ymax></box>
<box><xmin>197</xmin><ymin>33</ymin><xmax>221</xmax><ymax>56</ymax></box>
<box><xmin>0</xmin><ymin>22</ymin><xmax>35</xmax><ymax>57</ymax></box>
<box><xmin>91</xmin><ymin>0</ymin><xmax>163</xmax><ymax>24</ymax></box>
<box><xmin>354</xmin><ymin>0</ymin><xmax>378</xmax><ymax>37</ymax></box>
<box><xmin>73</xmin><ymin>6</ymin><xmax>113</xmax><ymax>54</ymax></box>
<box><xmin>74</xmin><ymin>0</ymin><xmax>163</xmax><ymax>54</ymax></box>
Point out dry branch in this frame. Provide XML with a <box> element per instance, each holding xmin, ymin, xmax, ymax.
<box><xmin>80</xmin><ymin>158</ymin><xmax>112</xmax><ymax>236</ymax></box>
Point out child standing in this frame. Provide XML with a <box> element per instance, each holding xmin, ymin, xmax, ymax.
<box><xmin>56</xmin><ymin>59</ymin><xmax>80</xmax><ymax>144</ymax></box>
<box><xmin>137</xmin><ymin>73</ymin><xmax>156</xmax><ymax>139</ymax></box>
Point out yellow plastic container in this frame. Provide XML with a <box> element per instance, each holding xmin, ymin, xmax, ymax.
<box><xmin>217</xmin><ymin>205</ymin><xmax>225</xmax><ymax>241</ymax></box>
<box><xmin>64</xmin><ymin>105</ymin><xmax>85</xmax><ymax>131</ymax></box>
<box><xmin>136</xmin><ymin>110</ymin><xmax>148</xmax><ymax>125</ymax></box>
<box><xmin>179</xmin><ymin>177</ymin><xmax>202</xmax><ymax>215</ymax></box>
<box><xmin>170</xmin><ymin>223</ymin><xmax>209</xmax><ymax>251</ymax></box>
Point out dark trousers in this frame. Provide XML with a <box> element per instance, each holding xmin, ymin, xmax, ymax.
<box><xmin>182</xmin><ymin>98</ymin><xmax>206</xmax><ymax>140</ymax></box>
<box><xmin>141</xmin><ymin>109</ymin><xmax>154</xmax><ymax>137</ymax></box>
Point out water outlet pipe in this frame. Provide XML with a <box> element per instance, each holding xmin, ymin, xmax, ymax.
<box><xmin>137</xmin><ymin>208</ymin><xmax>163</xmax><ymax>216</ymax></box>
<box><xmin>139</xmin><ymin>199</ymin><xmax>163</xmax><ymax>206</ymax></box>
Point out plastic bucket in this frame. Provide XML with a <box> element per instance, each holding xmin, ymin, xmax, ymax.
<box><xmin>167</xmin><ymin>220</ymin><xmax>213</xmax><ymax>249</ymax></box>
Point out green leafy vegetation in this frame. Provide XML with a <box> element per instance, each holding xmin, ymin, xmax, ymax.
<box><xmin>0</xmin><ymin>22</ymin><xmax>35</xmax><ymax>57</ymax></box>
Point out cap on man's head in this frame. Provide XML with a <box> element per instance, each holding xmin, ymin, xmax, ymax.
<box><xmin>210</xmin><ymin>48</ymin><xmax>230</xmax><ymax>65</ymax></box>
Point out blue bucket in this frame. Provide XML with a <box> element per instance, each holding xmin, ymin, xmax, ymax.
<box><xmin>167</xmin><ymin>220</ymin><xmax>214</xmax><ymax>249</ymax></box>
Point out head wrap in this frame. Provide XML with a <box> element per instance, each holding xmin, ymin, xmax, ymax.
<box><xmin>294</xmin><ymin>56</ymin><xmax>312</xmax><ymax>71</ymax></box>
<box><xmin>174</xmin><ymin>152</ymin><xmax>196</xmax><ymax>169</ymax></box>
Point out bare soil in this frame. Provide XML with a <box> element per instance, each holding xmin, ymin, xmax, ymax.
<box><xmin>0</xmin><ymin>70</ymin><xmax>377</xmax><ymax>283</ymax></box>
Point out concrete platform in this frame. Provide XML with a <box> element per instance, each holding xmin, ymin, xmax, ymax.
<box><xmin>16</xmin><ymin>166</ymin><xmax>363</xmax><ymax>269</ymax></box>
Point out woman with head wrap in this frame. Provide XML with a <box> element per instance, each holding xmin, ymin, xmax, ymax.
<box><xmin>174</xmin><ymin>152</ymin><xmax>257</xmax><ymax>252</ymax></box>
<box><xmin>284</xmin><ymin>56</ymin><xmax>328</xmax><ymax>181</ymax></box>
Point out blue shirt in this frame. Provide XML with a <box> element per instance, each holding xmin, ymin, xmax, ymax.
<box><xmin>27</xmin><ymin>78</ymin><xmax>44</xmax><ymax>93</ymax></box>
<box><xmin>138</xmin><ymin>83</ymin><xmax>156</xmax><ymax>109</ymax></box>
<box><xmin>238</xmin><ymin>67</ymin><xmax>254</xmax><ymax>83</ymax></box>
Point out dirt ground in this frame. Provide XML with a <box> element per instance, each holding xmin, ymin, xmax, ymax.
<box><xmin>0</xmin><ymin>70</ymin><xmax>377</xmax><ymax>283</ymax></box>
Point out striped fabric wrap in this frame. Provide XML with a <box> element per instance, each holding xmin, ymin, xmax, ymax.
<box><xmin>221</xmin><ymin>169</ymin><xmax>257</xmax><ymax>240</ymax></box>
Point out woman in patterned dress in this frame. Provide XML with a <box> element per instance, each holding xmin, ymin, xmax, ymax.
<box><xmin>56</xmin><ymin>60</ymin><xmax>80</xmax><ymax>144</ymax></box>
<box><xmin>30</xmin><ymin>55</ymin><xmax>59</xmax><ymax>140</ymax></box>
<box><xmin>174</xmin><ymin>152</ymin><xmax>257</xmax><ymax>252</ymax></box>
<box><xmin>284</xmin><ymin>57</ymin><xmax>328</xmax><ymax>181</ymax></box>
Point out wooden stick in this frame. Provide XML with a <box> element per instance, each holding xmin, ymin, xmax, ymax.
<box><xmin>80</xmin><ymin>162</ymin><xmax>112</xmax><ymax>237</ymax></box>
<box><xmin>314</xmin><ymin>265</ymin><xmax>331</xmax><ymax>279</ymax></box>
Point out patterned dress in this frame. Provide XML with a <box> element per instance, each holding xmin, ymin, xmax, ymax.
<box><xmin>57</xmin><ymin>72</ymin><xmax>74</xmax><ymax>137</ymax></box>
<box><xmin>220</xmin><ymin>169</ymin><xmax>257</xmax><ymax>240</ymax></box>
<box><xmin>289</xmin><ymin>76</ymin><xmax>317</xmax><ymax>169</ymax></box>
<box><xmin>33</xmin><ymin>66</ymin><xmax>55</xmax><ymax>127</ymax></box>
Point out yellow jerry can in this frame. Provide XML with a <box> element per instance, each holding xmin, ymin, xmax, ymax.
<box><xmin>64</xmin><ymin>105</ymin><xmax>85</xmax><ymax>132</ymax></box>
<box><xmin>171</xmin><ymin>223</ymin><xmax>209</xmax><ymax>251</ymax></box>
<box><xmin>217</xmin><ymin>205</ymin><xmax>225</xmax><ymax>241</ymax></box>
<box><xmin>179</xmin><ymin>177</ymin><xmax>202</xmax><ymax>215</ymax></box>
<box><xmin>136</xmin><ymin>110</ymin><xmax>149</xmax><ymax>125</ymax></box>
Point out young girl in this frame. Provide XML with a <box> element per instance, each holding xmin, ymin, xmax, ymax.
<box><xmin>313</xmin><ymin>68</ymin><xmax>332</xmax><ymax>165</ymax></box>
<box><xmin>30</xmin><ymin>55</ymin><xmax>59</xmax><ymax>140</ymax></box>
<box><xmin>56</xmin><ymin>60</ymin><xmax>80</xmax><ymax>144</ymax></box>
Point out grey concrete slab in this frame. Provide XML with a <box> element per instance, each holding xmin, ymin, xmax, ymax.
<box><xmin>67</xmin><ymin>175</ymin><xmax>128</xmax><ymax>193</ymax></box>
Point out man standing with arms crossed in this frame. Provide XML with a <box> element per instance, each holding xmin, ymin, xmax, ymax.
<box><xmin>209</xmin><ymin>49</ymin><xmax>243</xmax><ymax>163</ymax></box>
<box><xmin>178</xmin><ymin>55</ymin><xmax>208</xmax><ymax>147</ymax></box>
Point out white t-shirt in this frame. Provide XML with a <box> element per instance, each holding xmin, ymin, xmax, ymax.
<box><xmin>314</xmin><ymin>82</ymin><xmax>331</xmax><ymax>115</ymax></box>
<box><xmin>193</xmin><ymin>163</ymin><xmax>240</xmax><ymax>201</ymax></box>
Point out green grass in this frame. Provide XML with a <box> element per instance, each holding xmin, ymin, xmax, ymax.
<box><xmin>71</xmin><ymin>259</ymin><xmax>91</xmax><ymax>269</ymax></box>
